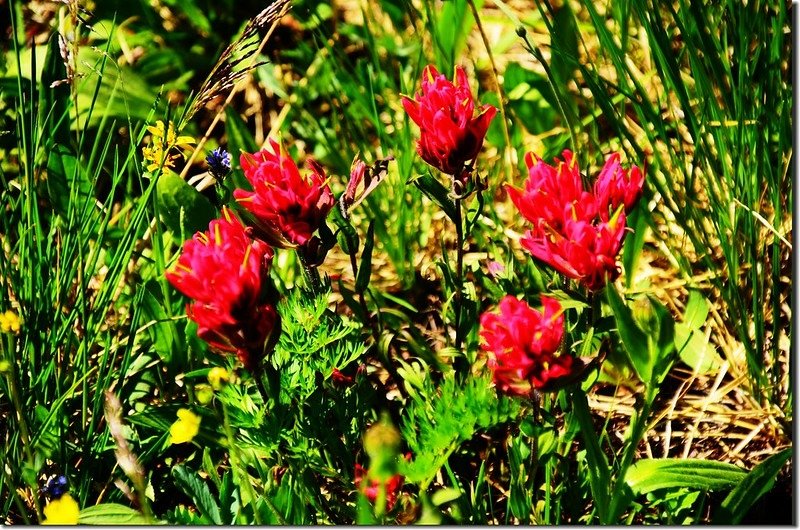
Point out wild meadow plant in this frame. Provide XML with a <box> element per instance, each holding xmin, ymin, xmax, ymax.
<box><xmin>0</xmin><ymin>0</ymin><xmax>790</xmax><ymax>525</ymax></box>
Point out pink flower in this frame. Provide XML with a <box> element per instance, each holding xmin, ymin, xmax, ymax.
<box><xmin>402</xmin><ymin>65</ymin><xmax>497</xmax><ymax>176</ymax></box>
<box><xmin>234</xmin><ymin>139</ymin><xmax>335</xmax><ymax>248</ymax></box>
<box><xmin>354</xmin><ymin>463</ymin><xmax>404</xmax><ymax>511</ymax></box>
<box><xmin>480</xmin><ymin>295</ymin><xmax>576</xmax><ymax>396</ymax></box>
<box><xmin>593</xmin><ymin>152</ymin><xmax>645</xmax><ymax>218</ymax></box>
<box><xmin>165</xmin><ymin>209</ymin><xmax>278</xmax><ymax>369</ymax></box>
<box><xmin>507</xmin><ymin>150</ymin><xmax>644</xmax><ymax>290</ymax></box>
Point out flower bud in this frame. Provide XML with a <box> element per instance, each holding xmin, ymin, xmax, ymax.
<box><xmin>207</xmin><ymin>367</ymin><xmax>230</xmax><ymax>391</ymax></box>
<box><xmin>363</xmin><ymin>414</ymin><xmax>402</xmax><ymax>480</ymax></box>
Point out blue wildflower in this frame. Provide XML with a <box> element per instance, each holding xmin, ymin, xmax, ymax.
<box><xmin>44</xmin><ymin>475</ymin><xmax>69</xmax><ymax>499</ymax></box>
<box><xmin>206</xmin><ymin>147</ymin><xmax>232</xmax><ymax>180</ymax></box>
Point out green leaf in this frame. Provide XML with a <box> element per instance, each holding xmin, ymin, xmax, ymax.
<box><xmin>622</xmin><ymin>202</ymin><xmax>649</xmax><ymax>289</ymax></box>
<box><xmin>674</xmin><ymin>291</ymin><xmax>722</xmax><ymax>374</ymax></box>
<box><xmin>434</xmin><ymin>0</ymin><xmax>476</xmax><ymax>69</ymax></box>
<box><xmin>648</xmin><ymin>296</ymin><xmax>676</xmax><ymax>385</ymax></box>
<box><xmin>156</xmin><ymin>172</ymin><xmax>216</xmax><ymax>240</ymax></box>
<box><xmin>78</xmin><ymin>503</ymin><xmax>155</xmax><ymax>525</ymax></box>
<box><xmin>607</xmin><ymin>288</ymin><xmax>676</xmax><ymax>387</ymax></box>
<box><xmin>39</xmin><ymin>33</ymin><xmax>70</xmax><ymax>146</ymax></box>
<box><xmin>682</xmin><ymin>290</ymin><xmax>709</xmax><ymax>328</ymax></box>
<box><xmin>408</xmin><ymin>172</ymin><xmax>457</xmax><ymax>221</ymax></box>
<box><xmin>675</xmin><ymin>323</ymin><xmax>721</xmax><ymax>374</ymax></box>
<box><xmin>355</xmin><ymin>493</ymin><xmax>378</xmax><ymax>525</ymax></box>
<box><xmin>626</xmin><ymin>458</ymin><xmax>746</xmax><ymax>495</ymax></box>
<box><xmin>508</xmin><ymin>434</ymin><xmax>532</xmax><ymax>521</ymax></box>
<box><xmin>172</xmin><ymin>465</ymin><xmax>223</xmax><ymax>525</ymax></box>
<box><xmin>571</xmin><ymin>389</ymin><xmax>611</xmax><ymax>516</ymax></box>
<box><xmin>714</xmin><ymin>448</ymin><xmax>791</xmax><ymax>524</ymax></box>
<box><xmin>606</xmin><ymin>287</ymin><xmax>651</xmax><ymax>382</ymax></box>
<box><xmin>139</xmin><ymin>279</ymin><xmax>186</xmax><ymax>369</ymax></box>
<box><xmin>162</xmin><ymin>0</ymin><xmax>211</xmax><ymax>33</ymax></box>
<box><xmin>550</xmin><ymin>4</ymin><xmax>580</xmax><ymax>89</ymax></box>
<box><xmin>45</xmin><ymin>143</ymin><xmax>95</xmax><ymax>220</ymax></box>
<box><xmin>431</xmin><ymin>487</ymin><xmax>462</xmax><ymax>506</ymax></box>
<box><xmin>356</xmin><ymin>220</ymin><xmax>375</xmax><ymax>292</ymax></box>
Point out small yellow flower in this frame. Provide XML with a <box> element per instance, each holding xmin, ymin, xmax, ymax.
<box><xmin>0</xmin><ymin>310</ymin><xmax>21</xmax><ymax>334</ymax></box>
<box><xmin>42</xmin><ymin>493</ymin><xmax>80</xmax><ymax>525</ymax></box>
<box><xmin>169</xmin><ymin>408</ymin><xmax>201</xmax><ymax>445</ymax></box>
<box><xmin>207</xmin><ymin>367</ymin><xmax>230</xmax><ymax>391</ymax></box>
<box><xmin>141</xmin><ymin>120</ymin><xmax>196</xmax><ymax>174</ymax></box>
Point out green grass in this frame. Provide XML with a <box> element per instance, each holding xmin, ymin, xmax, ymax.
<box><xmin>527</xmin><ymin>0</ymin><xmax>791</xmax><ymax>409</ymax></box>
<box><xmin>0</xmin><ymin>0</ymin><xmax>791</xmax><ymax>525</ymax></box>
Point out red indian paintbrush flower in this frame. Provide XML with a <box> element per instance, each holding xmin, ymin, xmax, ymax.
<box><xmin>165</xmin><ymin>209</ymin><xmax>278</xmax><ymax>369</ymax></box>
<box><xmin>354</xmin><ymin>463</ymin><xmax>404</xmax><ymax>511</ymax></box>
<box><xmin>506</xmin><ymin>150</ymin><xmax>644</xmax><ymax>290</ymax></box>
<box><xmin>593</xmin><ymin>152</ymin><xmax>645</xmax><ymax>218</ymax></box>
<box><xmin>480</xmin><ymin>295</ymin><xmax>575</xmax><ymax>396</ymax></box>
<box><xmin>234</xmin><ymin>139</ymin><xmax>335</xmax><ymax>248</ymax></box>
<box><xmin>401</xmin><ymin>65</ymin><xmax>497</xmax><ymax>176</ymax></box>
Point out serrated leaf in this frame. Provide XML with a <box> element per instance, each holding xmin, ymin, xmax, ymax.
<box><xmin>172</xmin><ymin>465</ymin><xmax>223</xmax><ymax>525</ymax></box>
<box><xmin>78</xmin><ymin>503</ymin><xmax>156</xmax><ymax>525</ymax></box>
<box><xmin>714</xmin><ymin>448</ymin><xmax>791</xmax><ymax>524</ymax></box>
<box><xmin>626</xmin><ymin>458</ymin><xmax>746</xmax><ymax>495</ymax></box>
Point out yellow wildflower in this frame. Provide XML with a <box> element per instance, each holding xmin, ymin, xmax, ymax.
<box><xmin>0</xmin><ymin>310</ymin><xmax>21</xmax><ymax>334</ymax></box>
<box><xmin>42</xmin><ymin>493</ymin><xmax>80</xmax><ymax>525</ymax></box>
<box><xmin>141</xmin><ymin>120</ymin><xmax>196</xmax><ymax>174</ymax></box>
<box><xmin>169</xmin><ymin>408</ymin><xmax>201</xmax><ymax>445</ymax></box>
<box><xmin>207</xmin><ymin>367</ymin><xmax>230</xmax><ymax>391</ymax></box>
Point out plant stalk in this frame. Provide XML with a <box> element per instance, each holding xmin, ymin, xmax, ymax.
<box><xmin>453</xmin><ymin>196</ymin><xmax>465</xmax><ymax>353</ymax></box>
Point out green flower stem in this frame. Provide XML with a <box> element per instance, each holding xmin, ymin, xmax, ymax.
<box><xmin>221</xmin><ymin>401</ymin><xmax>267</xmax><ymax>525</ymax></box>
<box><xmin>1</xmin><ymin>457</ymin><xmax>30</xmax><ymax>524</ymax></box>
<box><xmin>571</xmin><ymin>387</ymin><xmax>609</xmax><ymax>523</ymax></box>
<box><xmin>529</xmin><ymin>391</ymin><xmax>541</xmax><ymax>522</ymax></box>
<box><xmin>1</xmin><ymin>341</ymin><xmax>43</xmax><ymax>521</ymax></box>
<box><xmin>347</xmin><ymin>248</ymin><xmax>408</xmax><ymax>400</ymax></box>
<box><xmin>346</xmin><ymin>250</ymin><xmax>372</xmax><ymax>327</ymax></box>
<box><xmin>453</xmin><ymin>195</ymin><xmax>465</xmax><ymax>358</ymax></box>
<box><xmin>606</xmin><ymin>384</ymin><xmax>656</xmax><ymax>523</ymax></box>
<box><xmin>254</xmin><ymin>371</ymin><xmax>271</xmax><ymax>407</ymax></box>
<box><xmin>420</xmin><ymin>442</ymin><xmax>459</xmax><ymax>492</ymax></box>
<box><xmin>300</xmin><ymin>257</ymin><xmax>323</xmax><ymax>296</ymax></box>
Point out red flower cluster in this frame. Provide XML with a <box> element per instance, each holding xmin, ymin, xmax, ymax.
<box><xmin>234</xmin><ymin>139</ymin><xmax>335</xmax><ymax>249</ymax></box>
<box><xmin>402</xmin><ymin>65</ymin><xmax>496</xmax><ymax>177</ymax></box>
<box><xmin>507</xmin><ymin>150</ymin><xmax>644</xmax><ymax>290</ymax></box>
<box><xmin>479</xmin><ymin>295</ymin><xmax>574</xmax><ymax>396</ymax></box>
<box><xmin>165</xmin><ymin>209</ymin><xmax>278</xmax><ymax>369</ymax></box>
<box><xmin>354</xmin><ymin>463</ymin><xmax>404</xmax><ymax>511</ymax></box>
